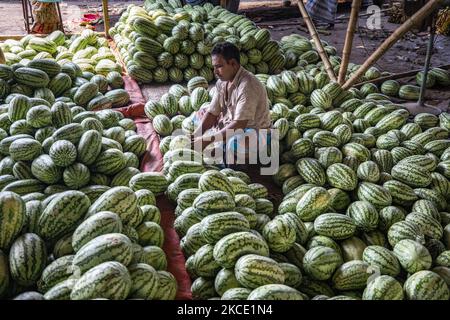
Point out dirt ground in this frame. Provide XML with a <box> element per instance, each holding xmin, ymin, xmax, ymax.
<box><xmin>1</xmin><ymin>0</ymin><xmax>449</xmax><ymax>108</ymax></box>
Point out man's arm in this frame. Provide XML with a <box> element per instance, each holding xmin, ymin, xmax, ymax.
<box><xmin>192</xmin><ymin>82</ymin><xmax>222</xmax><ymax>138</ymax></box>
<box><xmin>192</xmin><ymin>111</ymin><xmax>218</xmax><ymax>137</ymax></box>
<box><xmin>194</xmin><ymin>119</ymin><xmax>248</xmax><ymax>150</ymax></box>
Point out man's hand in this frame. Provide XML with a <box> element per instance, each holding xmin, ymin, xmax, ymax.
<box><xmin>191</xmin><ymin>120</ymin><xmax>248</xmax><ymax>151</ymax></box>
<box><xmin>193</xmin><ymin>111</ymin><xmax>219</xmax><ymax>138</ymax></box>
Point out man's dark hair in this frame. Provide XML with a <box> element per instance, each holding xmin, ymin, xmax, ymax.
<box><xmin>211</xmin><ymin>42</ymin><xmax>240</xmax><ymax>64</ymax></box>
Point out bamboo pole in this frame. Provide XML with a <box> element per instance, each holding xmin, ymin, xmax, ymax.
<box><xmin>102</xmin><ymin>0</ymin><xmax>110</xmax><ymax>39</ymax></box>
<box><xmin>0</xmin><ymin>47</ymin><xmax>5</xmax><ymax>65</ymax></box>
<box><xmin>296</xmin><ymin>0</ymin><xmax>337</xmax><ymax>81</ymax></box>
<box><xmin>353</xmin><ymin>64</ymin><xmax>450</xmax><ymax>87</ymax></box>
<box><xmin>338</xmin><ymin>0</ymin><xmax>362</xmax><ymax>85</ymax></box>
<box><xmin>342</xmin><ymin>0</ymin><xmax>444</xmax><ymax>90</ymax></box>
<box><xmin>418</xmin><ymin>20</ymin><xmax>435</xmax><ymax>106</ymax></box>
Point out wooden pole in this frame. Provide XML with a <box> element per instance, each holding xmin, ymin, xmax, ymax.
<box><xmin>0</xmin><ymin>47</ymin><xmax>5</xmax><ymax>65</ymax></box>
<box><xmin>338</xmin><ymin>0</ymin><xmax>362</xmax><ymax>85</ymax></box>
<box><xmin>102</xmin><ymin>0</ymin><xmax>110</xmax><ymax>39</ymax></box>
<box><xmin>418</xmin><ymin>20</ymin><xmax>435</xmax><ymax>106</ymax></box>
<box><xmin>296</xmin><ymin>0</ymin><xmax>337</xmax><ymax>82</ymax></box>
<box><xmin>342</xmin><ymin>0</ymin><xmax>444</xmax><ymax>90</ymax></box>
<box><xmin>353</xmin><ymin>64</ymin><xmax>450</xmax><ymax>87</ymax></box>
<box><xmin>220</xmin><ymin>0</ymin><xmax>228</xmax><ymax>8</ymax></box>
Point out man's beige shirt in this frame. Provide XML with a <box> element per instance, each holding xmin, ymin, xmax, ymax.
<box><xmin>207</xmin><ymin>66</ymin><xmax>271</xmax><ymax>130</ymax></box>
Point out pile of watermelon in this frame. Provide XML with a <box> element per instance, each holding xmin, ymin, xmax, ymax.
<box><xmin>161</xmin><ymin>141</ymin><xmax>308</xmax><ymax>300</ymax></box>
<box><xmin>0</xmin><ymin>62</ymin><xmax>129</xmax><ymax>111</ymax></box>
<box><xmin>111</xmin><ymin>1</ymin><xmax>291</xmax><ymax>84</ymax></box>
<box><xmin>0</xmin><ymin>56</ymin><xmax>183</xmax><ymax>299</ymax></box>
<box><xmin>112</xmin><ymin>1</ymin><xmax>398</xmax><ymax>86</ymax></box>
<box><xmin>0</xmin><ymin>30</ymin><xmax>122</xmax><ymax>77</ymax></box>
<box><xmin>265</xmin><ymin>70</ymin><xmax>450</xmax><ymax>299</ymax></box>
<box><xmin>144</xmin><ymin>76</ymin><xmax>211</xmax><ymax>141</ymax></box>
<box><xmin>280</xmin><ymin>34</ymin><xmax>390</xmax><ymax>84</ymax></box>
<box><xmin>0</xmin><ymin>0</ymin><xmax>449</xmax><ymax>301</ymax></box>
<box><xmin>142</xmin><ymin>63</ymin><xmax>450</xmax><ymax>299</ymax></box>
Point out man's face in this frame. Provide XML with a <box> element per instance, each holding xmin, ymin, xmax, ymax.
<box><xmin>212</xmin><ymin>54</ymin><xmax>238</xmax><ymax>82</ymax></box>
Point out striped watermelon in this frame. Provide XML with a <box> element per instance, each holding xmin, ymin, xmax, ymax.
<box><xmin>403</xmin><ymin>270</ymin><xmax>449</xmax><ymax>300</ymax></box>
<box><xmin>357</xmin><ymin>182</ymin><xmax>392</xmax><ymax>208</ymax></box>
<box><xmin>49</xmin><ymin>140</ymin><xmax>77</xmax><ymax>167</ymax></box>
<box><xmin>14</xmin><ymin>67</ymin><xmax>50</xmax><ymax>88</ymax></box>
<box><xmin>8</xmin><ymin>96</ymin><xmax>32</xmax><ymax>125</ymax></box>
<box><xmin>91</xmin><ymin>149</ymin><xmax>126</xmax><ymax>175</ymax></box>
<box><xmin>362</xmin><ymin>275</ymin><xmax>404</xmax><ymax>300</ymax></box>
<box><xmin>303</xmin><ymin>246</ymin><xmax>343</xmax><ymax>281</ymax></box>
<box><xmin>346</xmin><ymin>201</ymin><xmax>379</xmax><ymax>232</ymax></box>
<box><xmin>314</xmin><ymin>213</ymin><xmax>356</xmax><ymax>240</ymax></box>
<box><xmin>70</xmin><ymin>261</ymin><xmax>131</xmax><ymax>300</ymax></box>
<box><xmin>393</xmin><ymin>239</ymin><xmax>432</xmax><ymax>274</ymax></box>
<box><xmin>262</xmin><ymin>215</ymin><xmax>296</xmax><ymax>253</ymax></box>
<box><xmin>38</xmin><ymin>190</ymin><xmax>90</xmax><ymax>241</ymax></box>
<box><xmin>296</xmin><ymin>187</ymin><xmax>330</xmax><ymax>222</ymax></box>
<box><xmin>213</xmin><ymin>232</ymin><xmax>269</xmax><ymax>269</ymax></box>
<box><xmin>193</xmin><ymin>190</ymin><xmax>235</xmax><ymax>214</ymax></box>
<box><xmin>198</xmin><ymin>170</ymin><xmax>235</xmax><ymax>197</ymax></box>
<box><xmin>63</xmin><ymin>163</ymin><xmax>91</xmax><ymax>189</ymax></box>
<box><xmin>9</xmin><ymin>233</ymin><xmax>47</xmax><ymax>286</ymax></box>
<box><xmin>44</xmin><ymin>278</ymin><xmax>77</xmax><ymax>300</ymax></box>
<box><xmin>72</xmin><ymin>233</ymin><xmax>133</xmax><ymax>274</ymax></box>
<box><xmin>391</xmin><ymin>163</ymin><xmax>432</xmax><ymax>188</ymax></box>
<box><xmin>332</xmin><ymin>260</ymin><xmax>373</xmax><ymax>291</ymax></box>
<box><xmin>201</xmin><ymin>212</ymin><xmax>250</xmax><ymax>244</ymax></box>
<box><xmin>137</xmin><ymin>222</ymin><xmax>164</xmax><ymax>247</ymax></box>
<box><xmin>129</xmin><ymin>172</ymin><xmax>168</xmax><ymax>195</ymax></box>
<box><xmin>87</xmin><ymin>186</ymin><xmax>137</xmax><ymax>224</ymax></box>
<box><xmin>326</xmin><ymin>163</ymin><xmax>357</xmax><ymax>191</ymax></box>
<box><xmin>38</xmin><ymin>255</ymin><xmax>74</xmax><ymax>293</ymax></box>
<box><xmin>362</xmin><ymin>245</ymin><xmax>400</xmax><ymax>277</ymax></box>
<box><xmin>295</xmin><ymin>158</ymin><xmax>326</xmax><ymax>186</ymax></box>
<box><xmin>9</xmin><ymin>138</ymin><xmax>42</xmax><ymax>161</ymax></box>
<box><xmin>387</xmin><ymin>220</ymin><xmax>424</xmax><ymax>247</ymax></box>
<box><xmin>234</xmin><ymin>254</ymin><xmax>285</xmax><ymax>289</ymax></box>
<box><xmin>31</xmin><ymin>154</ymin><xmax>63</xmax><ymax>185</ymax></box>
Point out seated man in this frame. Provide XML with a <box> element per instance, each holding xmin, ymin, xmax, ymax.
<box><xmin>191</xmin><ymin>42</ymin><xmax>272</xmax><ymax>167</ymax></box>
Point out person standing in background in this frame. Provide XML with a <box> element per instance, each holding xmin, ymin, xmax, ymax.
<box><xmin>305</xmin><ymin>0</ymin><xmax>374</xmax><ymax>30</ymax></box>
<box><xmin>31</xmin><ymin>0</ymin><xmax>62</xmax><ymax>34</ymax></box>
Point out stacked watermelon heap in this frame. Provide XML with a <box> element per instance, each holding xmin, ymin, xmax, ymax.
<box><xmin>0</xmin><ymin>57</ymin><xmax>129</xmax><ymax>110</ymax></box>
<box><xmin>112</xmin><ymin>0</ymin><xmax>398</xmax><ymax>86</ymax></box>
<box><xmin>157</xmin><ymin>139</ymin><xmax>310</xmax><ymax>300</ymax></box>
<box><xmin>0</xmin><ymin>93</ymin><xmax>181</xmax><ymax>299</ymax></box>
<box><xmin>0</xmin><ymin>30</ymin><xmax>122</xmax><ymax>77</ymax></box>
<box><xmin>144</xmin><ymin>76</ymin><xmax>211</xmax><ymax>141</ymax></box>
<box><xmin>110</xmin><ymin>0</ymin><xmax>288</xmax><ymax>84</ymax></box>
<box><xmin>280</xmin><ymin>34</ymin><xmax>390</xmax><ymax>84</ymax></box>
<box><xmin>269</xmin><ymin>78</ymin><xmax>450</xmax><ymax>299</ymax></box>
<box><xmin>141</xmin><ymin>66</ymin><xmax>450</xmax><ymax>299</ymax></box>
<box><xmin>157</xmin><ymin>126</ymin><xmax>449</xmax><ymax>299</ymax></box>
